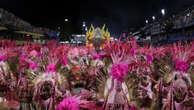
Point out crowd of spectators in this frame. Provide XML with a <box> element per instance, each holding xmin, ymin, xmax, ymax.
<box><xmin>140</xmin><ymin>5</ymin><xmax>194</xmax><ymax>45</ymax></box>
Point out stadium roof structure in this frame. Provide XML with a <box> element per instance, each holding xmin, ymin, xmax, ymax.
<box><xmin>15</xmin><ymin>31</ymin><xmax>44</xmax><ymax>38</ymax></box>
<box><xmin>0</xmin><ymin>8</ymin><xmax>57</xmax><ymax>37</ymax></box>
<box><xmin>0</xmin><ymin>26</ymin><xmax>7</xmax><ymax>31</ymax></box>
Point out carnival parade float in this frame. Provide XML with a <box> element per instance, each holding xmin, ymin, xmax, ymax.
<box><xmin>0</xmin><ymin>26</ymin><xmax>193</xmax><ymax>110</ymax></box>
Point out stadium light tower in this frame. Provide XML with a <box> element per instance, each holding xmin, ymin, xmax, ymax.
<box><xmin>83</xmin><ymin>22</ymin><xmax>86</xmax><ymax>27</ymax></box>
<box><xmin>81</xmin><ymin>21</ymin><xmax>87</xmax><ymax>35</ymax></box>
<box><xmin>85</xmin><ymin>27</ymin><xmax>88</xmax><ymax>31</ymax></box>
<box><xmin>145</xmin><ymin>20</ymin><xmax>148</xmax><ymax>24</ymax></box>
<box><xmin>65</xmin><ymin>18</ymin><xmax>69</xmax><ymax>22</ymax></box>
<box><xmin>161</xmin><ymin>9</ymin><xmax>165</xmax><ymax>16</ymax></box>
<box><xmin>152</xmin><ymin>16</ymin><xmax>156</xmax><ymax>21</ymax></box>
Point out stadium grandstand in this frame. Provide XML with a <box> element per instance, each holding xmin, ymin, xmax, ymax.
<box><xmin>135</xmin><ymin>5</ymin><xmax>194</xmax><ymax>46</ymax></box>
<box><xmin>0</xmin><ymin>8</ymin><xmax>59</xmax><ymax>45</ymax></box>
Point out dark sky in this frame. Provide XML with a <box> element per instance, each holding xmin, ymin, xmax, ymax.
<box><xmin>0</xmin><ymin>0</ymin><xmax>194</xmax><ymax>36</ymax></box>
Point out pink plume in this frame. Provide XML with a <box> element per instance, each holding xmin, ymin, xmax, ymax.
<box><xmin>56</xmin><ymin>97</ymin><xmax>80</xmax><ymax>110</ymax></box>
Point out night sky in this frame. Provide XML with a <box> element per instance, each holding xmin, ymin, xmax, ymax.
<box><xmin>0</xmin><ymin>0</ymin><xmax>194</xmax><ymax>36</ymax></box>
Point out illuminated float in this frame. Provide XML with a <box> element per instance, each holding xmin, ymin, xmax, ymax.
<box><xmin>86</xmin><ymin>24</ymin><xmax>110</xmax><ymax>50</ymax></box>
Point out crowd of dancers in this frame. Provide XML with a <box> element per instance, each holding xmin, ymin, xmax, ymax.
<box><xmin>0</xmin><ymin>39</ymin><xmax>194</xmax><ymax>110</ymax></box>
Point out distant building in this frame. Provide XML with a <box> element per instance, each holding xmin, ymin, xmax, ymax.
<box><xmin>70</xmin><ymin>34</ymin><xmax>86</xmax><ymax>46</ymax></box>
